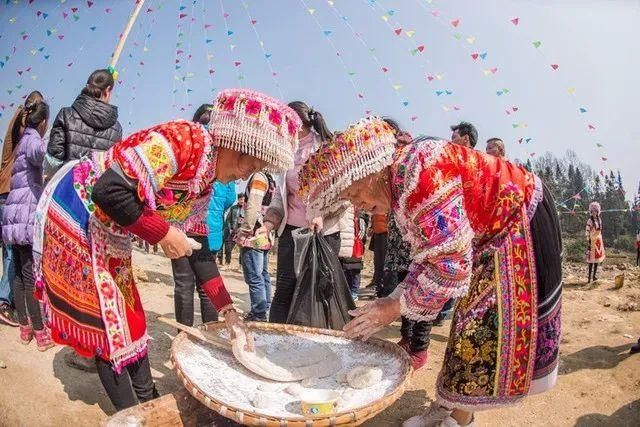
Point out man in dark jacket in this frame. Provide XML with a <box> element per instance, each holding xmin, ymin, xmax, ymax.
<box><xmin>45</xmin><ymin>69</ymin><xmax>122</xmax><ymax>175</ymax></box>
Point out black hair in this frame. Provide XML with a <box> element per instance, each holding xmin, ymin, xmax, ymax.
<box><xmin>193</xmin><ymin>103</ymin><xmax>214</xmax><ymax>125</ymax></box>
<box><xmin>81</xmin><ymin>69</ymin><xmax>115</xmax><ymax>99</ymax></box>
<box><xmin>450</xmin><ymin>121</ymin><xmax>478</xmax><ymax>147</ymax></box>
<box><xmin>12</xmin><ymin>90</ymin><xmax>44</xmax><ymax>148</ymax></box>
<box><xmin>412</xmin><ymin>135</ymin><xmax>443</xmax><ymax>144</ymax></box>
<box><xmin>237</xmin><ymin>193</ymin><xmax>246</xmax><ymax>199</ymax></box>
<box><xmin>24</xmin><ymin>100</ymin><xmax>49</xmax><ymax>129</ymax></box>
<box><xmin>382</xmin><ymin>117</ymin><xmax>402</xmax><ymax>134</ymax></box>
<box><xmin>486</xmin><ymin>137</ymin><xmax>503</xmax><ymax>145</ymax></box>
<box><xmin>287</xmin><ymin>101</ymin><xmax>333</xmax><ymax>142</ymax></box>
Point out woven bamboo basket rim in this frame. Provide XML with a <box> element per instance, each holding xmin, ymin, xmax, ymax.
<box><xmin>170</xmin><ymin>321</ymin><xmax>413</xmax><ymax>426</ymax></box>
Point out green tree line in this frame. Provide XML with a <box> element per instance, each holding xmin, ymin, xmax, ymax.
<box><xmin>521</xmin><ymin>150</ymin><xmax>639</xmax><ymax>252</ymax></box>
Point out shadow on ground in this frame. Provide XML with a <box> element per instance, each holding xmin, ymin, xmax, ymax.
<box><xmin>52</xmin><ymin>348</ymin><xmax>115</xmax><ymax>415</ymax></box>
<box><xmin>560</xmin><ymin>343</ymin><xmax>634</xmax><ymax>375</ymax></box>
<box><xmin>363</xmin><ymin>389</ymin><xmax>430</xmax><ymax>426</ymax></box>
<box><xmin>574</xmin><ymin>399</ymin><xmax>640</xmax><ymax>427</ymax></box>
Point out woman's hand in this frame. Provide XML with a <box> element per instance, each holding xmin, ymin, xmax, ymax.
<box><xmin>309</xmin><ymin>216</ymin><xmax>324</xmax><ymax>233</ymax></box>
<box><xmin>344</xmin><ymin>297</ymin><xmax>401</xmax><ymax>341</ymax></box>
<box><xmin>159</xmin><ymin>226</ymin><xmax>193</xmax><ymax>259</ymax></box>
<box><xmin>254</xmin><ymin>220</ymin><xmax>274</xmax><ymax>237</ymax></box>
<box><xmin>224</xmin><ymin>309</ymin><xmax>255</xmax><ymax>352</ymax></box>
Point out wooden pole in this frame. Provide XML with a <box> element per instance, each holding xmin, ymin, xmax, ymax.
<box><xmin>109</xmin><ymin>0</ymin><xmax>146</xmax><ymax>68</ymax></box>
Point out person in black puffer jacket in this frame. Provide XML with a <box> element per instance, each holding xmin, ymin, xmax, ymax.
<box><xmin>45</xmin><ymin>69</ymin><xmax>122</xmax><ymax>175</ymax></box>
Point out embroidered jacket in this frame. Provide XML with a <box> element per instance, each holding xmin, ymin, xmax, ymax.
<box><xmin>94</xmin><ymin>120</ymin><xmax>233</xmax><ymax>310</ymax></box>
<box><xmin>390</xmin><ymin>140</ymin><xmax>541</xmax><ymax>321</ymax></box>
<box><xmin>103</xmin><ymin>119</ymin><xmax>217</xmax><ymax>236</ymax></box>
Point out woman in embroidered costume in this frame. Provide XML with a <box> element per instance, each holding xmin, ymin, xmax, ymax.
<box><xmin>33</xmin><ymin>88</ymin><xmax>300</xmax><ymax>411</ymax></box>
<box><xmin>299</xmin><ymin>117</ymin><xmax>563</xmax><ymax>427</ymax></box>
<box><xmin>585</xmin><ymin>201</ymin><xmax>605</xmax><ymax>283</ymax></box>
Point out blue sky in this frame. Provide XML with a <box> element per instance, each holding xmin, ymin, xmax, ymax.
<box><xmin>1</xmin><ymin>0</ymin><xmax>638</xmax><ymax>197</ymax></box>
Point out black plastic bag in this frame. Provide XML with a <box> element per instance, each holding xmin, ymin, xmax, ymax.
<box><xmin>286</xmin><ymin>228</ymin><xmax>355</xmax><ymax>330</ymax></box>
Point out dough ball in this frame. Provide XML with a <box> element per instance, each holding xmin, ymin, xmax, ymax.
<box><xmin>251</xmin><ymin>392</ymin><xmax>271</xmax><ymax>409</ymax></box>
<box><xmin>285</xmin><ymin>383</ymin><xmax>304</xmax><ymax>398</ymax></box>
<box><xmin>346</xmin><ymin>366</ymin><xmax>383</xmax><ymax>389</ymax></box>
<box><xmin>301</xmin><ymin>376</ymin><xmax>318</xmax><ymax>388</ymax></box>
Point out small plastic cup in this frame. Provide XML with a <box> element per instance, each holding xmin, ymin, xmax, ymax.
<box><xmin>300</xmin><ymin>390</ymin><xmax>340</xmax><ymax>416</ymax></box>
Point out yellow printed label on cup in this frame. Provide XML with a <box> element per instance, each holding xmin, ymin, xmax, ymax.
<box><xmin>301</xmin><ymin>400</ymin><xmax>337</xmax><ymax>416</ymax></box>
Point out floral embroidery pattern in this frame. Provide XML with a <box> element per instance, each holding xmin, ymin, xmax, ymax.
<box><xmin>133</xmin><ymin>132</ymin><xmax>178</xmax><ymax>192</ymax></box>
<box><xmin>388</xmin><ymin>140</ymin><xmax>549</xmax><ymax>409</ymax></box>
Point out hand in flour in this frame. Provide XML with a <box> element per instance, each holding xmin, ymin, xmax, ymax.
<box><xmin>224</xmin><ymin>309</ymin><xmax>255</xmax><ymax>352</ymax></box>
<box><xmin>344</xmin><ymin>297</ymin><xmax>400</xmax><ymax>341</ymax></box>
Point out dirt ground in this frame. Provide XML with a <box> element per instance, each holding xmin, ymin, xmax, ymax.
<box><xmin>0</xmin><ymin>248</ymin><xmax>639</xmax><ymax>427</ymax></box>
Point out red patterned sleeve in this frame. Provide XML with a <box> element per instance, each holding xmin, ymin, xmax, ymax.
<box><xmin>391</xmin><ymin>146</ymin><xmax>475</xmax><ymax>321</ymax></box>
